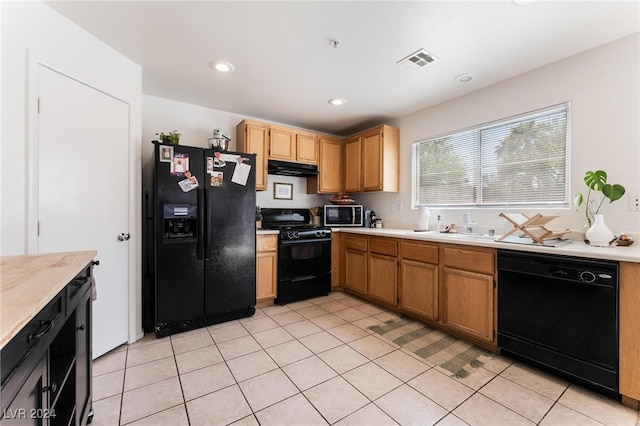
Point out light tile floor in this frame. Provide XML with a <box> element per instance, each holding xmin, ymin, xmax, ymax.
<box><xmin>91</xmin><ymin>292</ymin><xmax>640</xmax><ymax>426</ymax></box>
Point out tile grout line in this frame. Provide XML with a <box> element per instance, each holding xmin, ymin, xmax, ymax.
<box><xmin>169</xmin><ymin>336</ymin><xmax>191</xmax><ymax>426</ymax></box>
<box><xmin>100</xmin><ymin>293</ymin><xmax>638</xmax><ymax>425</ymax></box>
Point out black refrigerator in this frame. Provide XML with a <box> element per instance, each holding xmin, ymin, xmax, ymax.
<box><xmin>152</xmin><ymin>142</ymin><xmax>256</xmax><ymax>338</ymax></box>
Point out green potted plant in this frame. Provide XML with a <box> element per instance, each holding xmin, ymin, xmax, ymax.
<box><xmin>574</xmin><ymin>170</ymin><xmax>625</xmax><ymax>244</ymax></box>
<box><xmin>156</xmin><ymin>130</ymin><xmax>181</xmax><ymax>145</ymax></box>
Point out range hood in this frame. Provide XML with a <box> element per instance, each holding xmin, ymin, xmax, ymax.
<box><xmin>268</xmin><ymin>159</ymin><xmax>319</xmax><ymax>177</ymax></box>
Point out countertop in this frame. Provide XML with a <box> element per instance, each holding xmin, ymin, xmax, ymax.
<box><xmin>332</xmin><ymin>228</ymin><xmax>640</xmax><ymax>263</ymax></box>
<box><xmin>256</xmin><ymin>230</ymin><xmax>279</xmax><ymax>235</ymax></box>
<box><xmin>1</xmin><ymin>250</ymin><xmax>97</xmax><ymax>349</ymax></box>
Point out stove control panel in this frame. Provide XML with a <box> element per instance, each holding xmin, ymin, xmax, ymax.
<box><xmin>281</xmin><ymin>228</ymin><xmax>332</xmax><ymax>241</ymax></box>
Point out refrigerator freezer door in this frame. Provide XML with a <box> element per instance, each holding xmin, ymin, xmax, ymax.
<box><xmin>154</xmin><ymin>144</ymin><xmax>205</xmax><ymax>326</ymax></box>
<box><xmin>203</xmin><ymin>151</ymin><xmax>257</xmax><ymax>315</ymax></box>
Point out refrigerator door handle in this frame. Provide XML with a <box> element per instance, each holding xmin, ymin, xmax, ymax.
<box><xmin>205</xmin><ymin>190</ymin><xmax>213</xmax><ymax>260</ymax></box>
<box><xmin>197</xmin><ymin>188</ymin><xmax>205</xmax><ymax>260</ymax></box>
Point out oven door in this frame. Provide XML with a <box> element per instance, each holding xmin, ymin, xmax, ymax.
<box><xmin>276</xmin><ymin>238</ymin><xmax>331</xmax><ymax>305</ymax></box>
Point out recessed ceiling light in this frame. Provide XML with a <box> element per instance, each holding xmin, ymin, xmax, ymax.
<box><xmin>454</xmin><ymin>73</ymin><xmax>475</xmax><ymax>83</ymax></box>
<box><xmin>209</xmin><ymin>60</ymin><xmax>235</xmax><ymax>73</ymax></box>
<box><xmin>328</xmin><ymin>97</ymin><xmax>347</xmax><ymax>106</ymax></box>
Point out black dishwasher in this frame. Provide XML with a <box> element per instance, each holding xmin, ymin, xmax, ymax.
<box><xmin>497</xmin><ymin>249</ymin><xmax>619</xmax><ymax>398</ymax></box>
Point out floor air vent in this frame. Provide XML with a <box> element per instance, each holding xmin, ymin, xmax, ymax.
<box><xmin>397</xmin><ymin>48</ymin><xmax>438</xmax><ymax>71</ymax></box>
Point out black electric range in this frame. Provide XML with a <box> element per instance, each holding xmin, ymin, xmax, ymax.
<box><xmin>260</xmin><ymin>208</ymin><xmax>331</xmax><ymax>304</ymax></box>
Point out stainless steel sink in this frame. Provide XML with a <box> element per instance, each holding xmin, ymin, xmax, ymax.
<box><xmin>459</xmin><ymin>233</ymin><xmax>498</xmax><ymax>240</ymax></box>
<box><xmin>405</xmin><ymin>231</ymin><xmax>498</xmax><ymax>240</ymax></box>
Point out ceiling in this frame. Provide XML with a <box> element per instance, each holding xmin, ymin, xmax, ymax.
<box><xmin>45</xmin><ymin>1</ymin><xmax>639</xmax><ymax>136</ymax></box>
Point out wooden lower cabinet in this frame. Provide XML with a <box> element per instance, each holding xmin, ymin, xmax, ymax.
<box><xmin>620</xmin><ymin>261</ymin><xmax>640</xmax><ymax>403</ymax></box>
<box><xmin>400</xmin><ymin>240</ymin><xmax>439</xmax><ymax>321</ymax></box>
<box><xmin>400</xmin><ymin>259</ymin><xmax>438</xmax><ymax>321</ymax></box>
<box><xmin>343</xmin><ymin>235</ymin><xmax>368</xmax><ymax>296</ymax></box>
<box><xmin>440</xmin><ymin>245</ymin><xmax>496</xmax><ymax>345</ymax></box>
<box><xmin>256</xmin><ymin>235</ymin><xmax>277</xmax><ymax>304</ymax></box>
<box><xmin>441</xmin><ymin>267</ymin><xmax>494</xmax><ymax>342</ymax></box>
<box><xmin>367</xmin><ymin>237</ymin><xmax>399</xmax><ymax>307</ymax></box>
<box><xmin>368</xmin><ymin>253</ymin><xmax>397</xmax><ymax>307</ymax></box>
<box><xmin>337</xmin><ymin>234</ymin><xmax>496</xmax><ymax>348</ymax></box>
<box><xmin>345</xmin><ymin>249</ymin><xmax>367</xmax><ymax>296</ymax></box>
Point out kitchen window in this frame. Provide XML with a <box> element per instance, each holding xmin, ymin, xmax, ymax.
<box><xmin>412</xmin><ymin>103</ymin><xmax>570</xmax><ymax>208</ymax></box>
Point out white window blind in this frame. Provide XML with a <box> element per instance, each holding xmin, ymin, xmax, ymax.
<box><xmin>413</xmin><ymin>104</ymin><xmax>570</xmax><ymax>207</ymax></box>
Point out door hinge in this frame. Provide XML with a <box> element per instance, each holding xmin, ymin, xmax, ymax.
<box><xmin>37</xmin><ymin>221</ymin><xmax>40</xmax><ymax>236</ymax></box>
<box><xmin>37</xmin><ymin>98</ymin><xmax>41</xmax><ymax>114</ymax></box>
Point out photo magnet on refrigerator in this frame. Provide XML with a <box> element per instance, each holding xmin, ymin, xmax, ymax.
<box><xmin>172</xmin><ymin>153</ymin><xmax>189</xmax><ymax>175</ymax></box>
<box><xmin>178</xmin><ymin>171</ymin><xmax>199</xmax><ymax>192</ymax></box>
<box><xmin>160</xmin><ymin>146</ymin><xmax>173</xmax><ymax>162</ymax></box>
<box><xmin>211</xmin><ymin>171</ymin><xmax>224</xmax><ymax>187</ymax></box>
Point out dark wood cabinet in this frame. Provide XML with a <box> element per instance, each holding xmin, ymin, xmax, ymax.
<box><xmin>75</xmin><ymin>297</ymin><xmax>92</xmax><ymax>426</ymax></box>
<box><xmin>1</xmin><ymin>259</ymin><xmax>95</xmax><ymax>426</ymax></box>
<box><xmin>2</xmin><ymin>355</ymin><xmax>48</xmax><ymax>425</ymax></box>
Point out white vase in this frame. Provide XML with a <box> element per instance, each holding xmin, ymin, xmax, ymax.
<box><xmin>585</xmin><ymin>214</ymin><xmax>614</xmax><ymax>247</ymax></box>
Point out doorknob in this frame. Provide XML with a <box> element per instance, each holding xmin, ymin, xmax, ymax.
<box><xmin>117</xmin><ymin>233</ymin><xmax>131</xmax><ymax>241</ymax></box>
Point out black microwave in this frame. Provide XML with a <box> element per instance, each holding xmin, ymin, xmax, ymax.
<box><xmin>324</xmin><ymin>205</ymin><xmax>363</xmax><ymax>227</ymax></box>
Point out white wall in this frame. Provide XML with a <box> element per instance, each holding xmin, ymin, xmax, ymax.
<box><xmin>358</xmin><ymin>33</ymin><xmax>640</xmax><ymax>237</ymax></box>
<box><xmin>142</xmin><ymin>95</ymin><xmax>329</xmax><ymax>212</ymax></box>
<box><xmin>1</xmin><ymin>1</ymin><xmax>143</xmax><ymax>338</ymax></box>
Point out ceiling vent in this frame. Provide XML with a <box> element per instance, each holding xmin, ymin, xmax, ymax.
<box><xmin>397</xmin><ymin>48</ymin><xmax>438</xmax><ymax>71</ymax></box>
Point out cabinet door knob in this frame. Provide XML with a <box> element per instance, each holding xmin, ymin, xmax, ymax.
<box><xmin>117</xmin><ymin>233</ymin><xmax>131</xmax><ymax>241</ymax></box>
<box><xmin>43</xmin><ymin>382</ymin><xmax>58</xmax><ymax>393</ymax></box>
<box><xmin>77</xmin><ymin>324</ymin><xmax>86</xmax><ymax>331</ymax></box>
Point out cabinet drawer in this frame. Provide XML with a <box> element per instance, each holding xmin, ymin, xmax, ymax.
<box><xmin>1</xmin><ymin>290</ymin><xmax>64</xmax><ymax>388</ymax></box>
<box><xmin>67</xmin><ymin>263</ymin><xmax>93</xmax><ymax>311</ymax></box>
<box><xmin>401</xmin><ymin>240</ymin><xmax>438</xmax><ymax>264</ymax></box>
<box><xmin>369</xmin><ymin>237</ymin><xmax>398</xmax><ymax>256</ymax></box>
<box><xmin>257</xmin><ymin>235</ymin><xmax>278</xmax><ymax>252</ymax></box>
<box><xmin>345</xmin><ymin>235</ymin><xmax>368</xmax><ymax>252</ymax></box>
<box><xmin>442</xmin><ymin>246</ymin><xmax>495</xmax><ymax>275</ymax></box>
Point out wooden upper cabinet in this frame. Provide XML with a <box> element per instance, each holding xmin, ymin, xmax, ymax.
<box><xmin>343</xmin><ymin>136</ymin><xmax>362</xmax><ymax>193</ymax></box>
<box><xmin>307</xmin><ymin>136</ymin><xmax>341</xmax><ymax>194</ymax></box>
<box><xmin>343</xmin><ymin>124</ymin><xmax>399</xmax><ymax>193</ymax></box>
<box><xmin>236</xmin><ymin>120</ymin><xmax>268</xmax><ymax>191</ymax></box>
<box><xmin>363</xmin><ymin>125</ymin><xmax>399</xmax><ymax>192</ymax></box>
<box><xmin>296</xmin><ymin>132</ymin><xmax>318</xmax><ymax>165</ymax></box>
<box><xmin>269</xmin><ymin>127</ymin><xmax>319</xmax><ymax>165</ymax></box>
<box><xmin>362</xmin><ymin>129</ymin><xmax>383</xmax><ymax>191</ymax></box>
<box><xmin>269</xmin><ymin>126</ymin><xmax>296</xmax><ymax>161</ymax></box>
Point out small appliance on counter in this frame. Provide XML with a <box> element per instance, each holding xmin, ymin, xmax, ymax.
<box><xmin>324</xmin><ymin>204</ymin><xmax>363</xmax><ymax>227</ymax></box>
<box><xmin>368</xmin><ymin>210</ymin><xmax>377</xmax><ymax>228</ymax></box>
<box><xmin>208</xmin><ymin>129</ymin><xmax>230</xmax><ymax>151</ymax></box>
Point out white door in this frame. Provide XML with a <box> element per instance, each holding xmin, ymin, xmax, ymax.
<box><xmin>37</xmin><ymin>65</ymin><xmax>130</xmax><ymax>358</ymax></box>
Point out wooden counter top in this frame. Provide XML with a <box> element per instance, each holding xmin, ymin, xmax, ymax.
<box><xmin>1</xmin><ymin>250</ymin><xmax>97</xmax><ymax>349</ymax></box>
<box><xmin>332</xmin><ymin>228</ymin><xmax>640</xmax><ymax>263</ymax></box>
